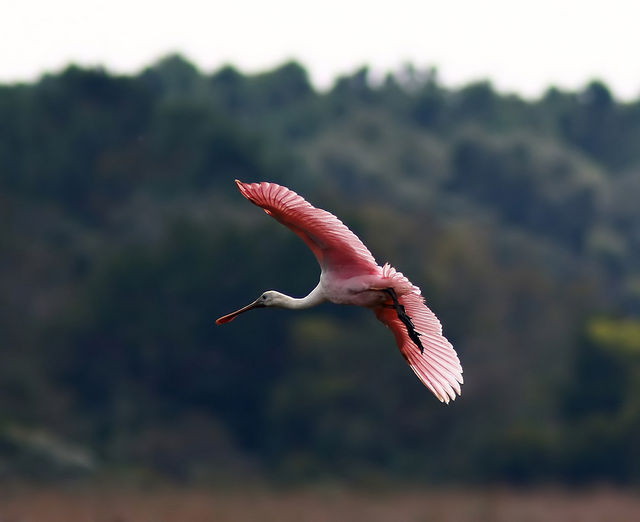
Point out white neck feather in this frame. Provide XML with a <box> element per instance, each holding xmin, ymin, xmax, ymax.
<box><xmin>277</xmin><ymin>283</ymin><xmax>326</xmax><ymax>310</ymax></box>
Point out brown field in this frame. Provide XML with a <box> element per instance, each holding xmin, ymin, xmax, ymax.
<box><xmin>1</xmin><ymin>485</ymin><xmax>639</xmax><ymax>522</ymax></box>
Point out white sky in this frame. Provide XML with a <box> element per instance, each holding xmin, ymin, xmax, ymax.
<box><xmin>1</xmin><ymin>0</ymin><xmax>639</xmax><ymax>99</ymax></box>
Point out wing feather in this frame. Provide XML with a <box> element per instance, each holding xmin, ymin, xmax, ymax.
<box><xmin>375</xmin><ymin>265</ymin><xmax>463</xmax><ymax>403</ymax></box>
<box><xmin>235</xmin><ymin>180</ymin><xmax>379</xmax><ymax>276</ymax></box>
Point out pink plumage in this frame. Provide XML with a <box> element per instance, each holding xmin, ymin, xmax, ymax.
<box><xmin>217</xmin><ymin>180</ymin><xmax>463</xmax><ymax>403</ymax></box>
<box><xmin>236</xmin><ymin>180</ymin><xmax>379</xmax><ymax>277</ymax></box>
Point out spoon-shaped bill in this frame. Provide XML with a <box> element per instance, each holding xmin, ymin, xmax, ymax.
<box><xmin>216</xmin><ymin>299</ymin><xmax>265</xmax><ymax>324</ymax></box>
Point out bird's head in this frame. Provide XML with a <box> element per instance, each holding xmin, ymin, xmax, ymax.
<box><xmin>216</xmin><ymin>290</ymin><xmax>285</xmax><ymax>324</ymax></box>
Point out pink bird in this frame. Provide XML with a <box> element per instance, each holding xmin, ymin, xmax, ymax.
<box><xmin>217</xmin><ymin>180</ymin><xmax>463</xmax><ymax>403</ymax></box>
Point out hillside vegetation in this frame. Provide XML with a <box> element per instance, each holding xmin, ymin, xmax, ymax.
<box><xmin>1</xmin><ymin>55</ymin><xmax>640</xmax><ymax>483</ymax></box>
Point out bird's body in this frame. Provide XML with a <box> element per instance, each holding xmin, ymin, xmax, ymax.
<box><xmin>217</xmin><ymin>180</ymin><xmax>463</xmax><ymax>403</ymax></box>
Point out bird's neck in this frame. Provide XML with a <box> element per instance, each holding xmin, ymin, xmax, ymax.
<box><xmin>278</xmin><ymin>283</ymin><xmax>325</xmax><ymax>310</ymax></box>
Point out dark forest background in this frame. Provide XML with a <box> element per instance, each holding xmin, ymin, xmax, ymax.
<box><xmin>1</xmin><ymin>55</ymin><xmax>640</xmax><ymax>485</ymax></box>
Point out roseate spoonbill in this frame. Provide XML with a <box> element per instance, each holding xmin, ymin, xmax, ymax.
<box><xmin>217</xmin><ymin>180</ymin><xmax>463</xmax><ymax>403</ymax></box>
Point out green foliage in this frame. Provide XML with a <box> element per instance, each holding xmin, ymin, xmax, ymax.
<box><xmin>1</xmin><ymin>55</ymin><xmax>640</xmax><ymax>484</ymax></box>
<box><xmin>449</xmin><ymin>131</ymin><xmax>604</xmax><ymax>248</ymax></box>
<box><xmin>558</xmin><ymin>317</ymin><xmax>640</xmax><ymax>481</ymax></box>
<box><xmin>589</xmin><ymin>318</ymin><xmax>640</xmax><ymax>355</ymax></box>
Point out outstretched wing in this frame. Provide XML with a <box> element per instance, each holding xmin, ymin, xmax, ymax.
<box><xmin>375</xmin><ymin>266</ymin><xmax>463</xmax><ymax>403</ymax></box>
<box><xmin>235</xmin><ymin>180</ymin><xmax>380</xmax><ymax>277</ymax></box>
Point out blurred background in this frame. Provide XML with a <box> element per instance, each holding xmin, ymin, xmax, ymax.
<box><xmin>1</xmin><ymin>1</ymin><xmax>640</xmax><ymax>520</ymax></box>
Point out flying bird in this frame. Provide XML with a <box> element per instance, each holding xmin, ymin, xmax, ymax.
<box><xmin>217</xmin><ymin>180</ymin><xmax>463</xmax><ymax>403</ymax></box>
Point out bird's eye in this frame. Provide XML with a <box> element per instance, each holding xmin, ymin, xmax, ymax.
<box><xmin>261</xmin><ymin>294</ymin><xmax>267</xmax><ymax>300</ymax></box>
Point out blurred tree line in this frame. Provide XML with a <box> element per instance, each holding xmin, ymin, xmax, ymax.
<box><xmin>1</xmin><ymin>55</ymin><xmax>640</xmax><ymax>484</ymax></box>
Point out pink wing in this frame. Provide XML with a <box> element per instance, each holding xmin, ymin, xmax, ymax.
<box><xmin>235</xmin><ymin>180</ymin><xmax>380</xmax><ymax>277</ymax></box>
<box><xmin>375</xmin><ymin>265</ymin><xmax>463</xmax><ymax>403</ymax></box>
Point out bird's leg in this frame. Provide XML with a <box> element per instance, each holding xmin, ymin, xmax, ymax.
<box><xmin>383</xmin><ymin>288</ymin><xmax>425</xmax><ymax>354</ymax></box>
